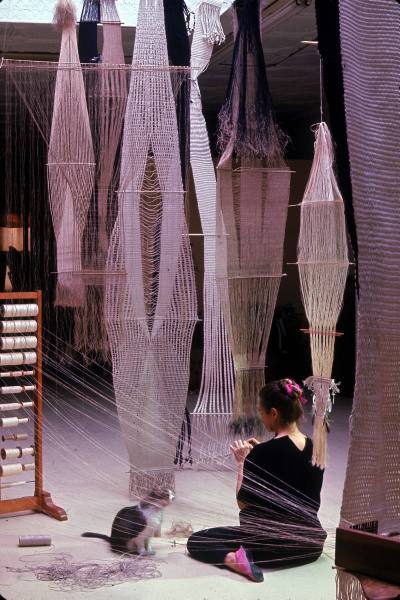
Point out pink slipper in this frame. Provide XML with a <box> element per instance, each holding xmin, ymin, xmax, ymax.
<box><xmin>235</xmin><ymin>545</ymin><xmax>264</xmax><ymax>582</ymax></box>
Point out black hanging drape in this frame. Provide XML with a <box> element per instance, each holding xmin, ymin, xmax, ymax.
<box><xmin>164</xmin><ymin>0</ymin><xmax>191</xmax><ymax>183</ymax></box>
<box><xmin>315</xmin><ymin>0</ymin><xmax>358</xmax><ymax>282</ymax></box>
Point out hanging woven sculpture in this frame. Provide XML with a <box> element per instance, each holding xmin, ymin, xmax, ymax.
<box><xmin>216</xmin><ymin>0</ymin><xmax>290</xmax><ymax>435</ymax></box>
<box><xmin>100</xmin><ymin>0</ymin><xmax>124</xmax><ymax>64</ymax></box>
<box><xmin>105</xmin><ymin>0</ymin><xmax>197</xmax><ymax>496</ymax></box>
<box><xmin>78</xmin><ymin>0</ymin><xmax>100</xmax><ymax>63</ymax></box>
<box><xmin>48</xmin><ymin>0</ymin><xmax>95</xmax><ymax>307</ymax></box>
<box><xmin>339</xmin><ymin>0</ymin><xmax>400</xmax><ymax>534</ymax></box>
<box><xmin>297</xmin><ymin>122</ymin><xmax>349</xmax><ymax>469</ymax></box>
<box><xmin>96</xmin><ymin>0</ymin><xmax>127</xmax><ymax>264</ymax></box>
<box><xmin>190</xmin><ymin>1</ymin><xmax>235</xmax><ymax>464</ymax></box>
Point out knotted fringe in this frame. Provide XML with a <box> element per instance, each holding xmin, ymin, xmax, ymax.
<box><xmin>304</xmin><ymin>376</ymin><xmax>339</xmax><ymax>468</ymax></box>
<box><xmin>218</xmin><ymin>0</ymin><xmax>287</xmax><ymax>164</ymax></box>
<box><xmin>336</xmin><ymin>570</ymin><xmax>366</xmax><ymax>600</ymax></box>
<box><xmin>198</xmin><ymin>1</ymin><xmax>225</xmax><ymax>45</ymax></box>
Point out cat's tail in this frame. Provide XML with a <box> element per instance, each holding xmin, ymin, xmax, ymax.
<box><xmin>81</xmin><ymin>532</ymin><xmax>111</xmax><ymax>542</ymax></box>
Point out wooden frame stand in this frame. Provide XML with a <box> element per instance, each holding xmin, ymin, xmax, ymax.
<box><xmin>0</xmin><ymin>291</ymin><xmax>67</xmax><ymax>521</ymax></box>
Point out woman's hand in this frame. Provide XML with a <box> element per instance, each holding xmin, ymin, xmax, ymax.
<box><xmin>230</xmin><ymin>439</ymin><xmax>253</xmax><ymax>465</ymax></box>
<box><xmin>246</xmin><ymin>438</ymin><xmax>260</xmax><ymax>448</ymax></box>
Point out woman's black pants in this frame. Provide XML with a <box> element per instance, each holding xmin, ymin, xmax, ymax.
<box><xmin>187</xmin><ymin>525</ymin><xmax>326</xmax><ymax>568</ymax></box>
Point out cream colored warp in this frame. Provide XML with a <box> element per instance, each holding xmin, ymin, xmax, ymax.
<box><xmin>217</xmin><ymin>163</ymin><xmax>291</xmax><ymax>433</ymax></box>
<box><xmin>190</xmin><ymin>2</ymin><xmax>234</xmax><ymax>458</ymax></box>
<box><xmin>298</xmin><ymin>122</ymin><xmax>349</xmax><ymax>468</ymax></box>
<box><xmin>48</xmin><ymin>0</ymin><xmax>95</xmax><ymax>307</ymax></box>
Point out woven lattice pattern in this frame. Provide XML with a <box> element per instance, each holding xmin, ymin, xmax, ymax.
<box><xmin>217</xmin><ymin>165</ymin><xmax>290</xmax><ymax>430</ymax></box>
<box><xmin>339</xmin><ymin>0</ymin><xmax>400</xmax><ymax>531</ymax></box>
<box><xmin>105</xmin><ymin>0</ymin><xmax>197</xmax><ymax>497</ymax></box>
<box><xmin>215</xmin><ymin>0</ymin><xmax>291</xmax><ymax>432</ymax></box>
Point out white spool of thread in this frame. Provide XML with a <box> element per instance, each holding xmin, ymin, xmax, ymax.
<box><xmin>19</xmin><ymin>535</ymin><xmax>51</xmax><ymax>547</ymax></box>
<box><xmin>0</xmin><ymin>401</ymin><xmax>34</xmax><ymax>411</ymax></box>
<box><xmin>0</xmin><ymin>304</ymin><xmax>39</xmax><ymax>318</ymax></box>
<box><xmin>0</xmin><ymin>385</ymin><xmax>36</xmax><ymax>395</ymax></box>
<box><xmin>0</xmin><ymin>352</ymin><xmax>37</xmax><ymax>366</ymax></box>
<box><xmin>22</xmin><ymin>352</ymin><xmax>37</xmax><ymax>365</ymax></box>
<box><xmin>0</xmin><ymin>320</ymin><xmax>37</xmax><ymax>334</ymax></box>
<box><xmin>1</xmin><ymin>446</ymin><xmax>34</xmax><ymax>459</ymax></box>
<box><xmin>22</xmin><ymin>463</ymin><xmax>34</xmax><ymax>472</ymax></box>
<box><xmin>2</xmin><ymin>432</ymin><xmax>29</xmax><ymax>442</ymax></box>
<box><xmin>0</xmin><ymin>417</ymin><xmax>29</xmax><ymax>428</ymax></box>
<box><xmin>0</xmin><ymin>336</ymin><xmax>37</xmax><ymax>350</ymax></box>
<box><xmin>0</xmin><ymin>463</ymin><xmax>23</xmax><ymax>476</ymax></box>
<box><xmin>0</xmin><ymin>370</ymin><xmax>35</xmax><ymax>378</ymax></box>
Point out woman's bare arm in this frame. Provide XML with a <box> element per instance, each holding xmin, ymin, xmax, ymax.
<box><xmin>230</xmin><ymin>439</ymin><xmax>259</xmax><ymax>510</ymax></box>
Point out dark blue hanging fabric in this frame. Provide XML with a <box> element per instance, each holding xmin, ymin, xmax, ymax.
<box><xmin>315</xmin><ymin>0</ymin><xmax>358</xmax><ymax>289</ymax></box>
<box><xmin>163</xmin><ymin>0</ymin><xmax>191</xmax><ymax>183</ymax></box>
<box><xmin>78</xmin><ymin>0</ymin><xmax>100</xmax><ymax>63</ymax></box>
<box><xmin>218</xmin><ymin>0</ymin><xmax>286</xmax><ymax>163</ymax></box>
<box><xmin>164</xmin><ymin>0</ymin><xmax>191</xmax><ymax>66</ymax></box>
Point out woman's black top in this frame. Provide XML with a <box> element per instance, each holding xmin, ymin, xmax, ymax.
<box><xmin>237</xmin><ymin>436</ymin><xmax>324</xmax><ymax>531</ymax></box>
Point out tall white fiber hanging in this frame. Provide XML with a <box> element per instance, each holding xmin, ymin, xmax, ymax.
<box><xmin>298</xmin><ymin>122</ymin><xmax>349</xmax><ymax>468</ymax></box>
<box><xmin>216</xmin><ymin>0</ymin><xmax>291</xmax><ymax>435</ymax></box>
<box><xmin>48</xmin><ymin>0</ymin><xmax>95</xmax><ymax>307</ymax></box>
<box><xmin>105</xmin><ymin>0</ymin><xmax>197</xmax><ymax>496</ymax></box>
<box><xmin>190</xmin><ymin>1</ymin><xmax>234</xmax><ymax>463</ymax></box>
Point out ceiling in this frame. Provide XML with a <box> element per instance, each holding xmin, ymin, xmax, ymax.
<box><xmin>0</xmin><ymin>0</ymin><xmax>319</xmax><ymax>155</ymax></box>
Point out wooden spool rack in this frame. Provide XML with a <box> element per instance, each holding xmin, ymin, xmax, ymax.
<box><xmin>0</xmin><ymin>291</ymin><xmax>67</xmax><ymax>521</ymax></box>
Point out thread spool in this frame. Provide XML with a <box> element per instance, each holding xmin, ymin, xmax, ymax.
<box><xmin>1</xmin><ymin>446</ymin><xmax>34</xmax><ymax>459</ymax></box>
<box><xmin>0</xmin><ymin>385</ymin><xmax>36</xmax><ymax>395</ymax></box>
<box><xmin>22</xmin><ymin>463</ymin><xmax>34</xmax><ymax>472</ymax></box>
<box><xmin>0</xmin><ymin>370</ymin><xmax>35</xmax><ymax>378</ymax></box>
<box><xmin>2</xmin><ymin>432</ymin><xmax>29</xmax><ymax>442</ymax></box>
<box><xmin>0</xmin><ymin>401</ymin><xmax>34</xmax><ymax>411</ymax></box>
<box><xmin>0</xmin><ymin>352</ymin><xmax>37</xmax><ymax>366</ymax></box>
<box><xmin>0</xmin><ymin>320</ymin><xmax>37</xmax><ymax>334</ymax></box>
<box><xmin>0</xmin><ymin>336</ymin><xmax>37</xmax><ymax>350</ymax></box>
<box><xmin>0</xmin><ymin>417</ymin><xmax>29</xmax><ymax>428</ymax></box>
<box><xmin>0</xmin><ymin>463</ymin><xmax>23</xmax><ymax>476</ymax></box>
<box><xmin>0</xmin><ymin>304</ymin><xmax>39</xmax><ymax>318</ymax></box>
<box><xmin>19</xmin><ymin>535</ymin><xmax>51</xmax><ymax>547</ymax></box>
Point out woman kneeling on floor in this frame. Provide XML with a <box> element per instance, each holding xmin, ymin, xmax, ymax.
<box><xmin>187</xmin><ymin>379</ymin><xmax>327</xmax><ymax>582</ymax></box>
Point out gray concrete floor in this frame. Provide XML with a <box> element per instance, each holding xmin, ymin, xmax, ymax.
<box><xmin>0</xmin><ymin>382</ymin><xmax>351</xmax><ymax>600</ymax></box>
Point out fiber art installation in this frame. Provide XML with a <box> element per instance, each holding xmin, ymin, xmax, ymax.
<box><xmin>297</xmin><ymin>122</ymin><xmax>349</xmax><ymax>469</ymax></box>
<box><xmin>190</xmin><ymin>1</ymin><xmax>235</xmax><ymax>465</ymax></box>
<box><xmin>105</xmin><ymin>0</ymin><xmax>197</xmax><ymax>496</ymax></box>
<box><xmin>216</xmin><ymin>0</ymin><xmax>291</xmax><ymax>435</ymax></box>
<box><xmin>339</xmin><ymin>0</ymin><xmax>400</xmax><ymax>537</ymax></box>
<box><xmin>96</xmin><ymin>0</ymin><xmax>127</xmax><ymax>265</ymax></box>
<box><xmin>49</xmin><ymin>0</ymin><xmax>95</xmax><ymax>308</ymax></box>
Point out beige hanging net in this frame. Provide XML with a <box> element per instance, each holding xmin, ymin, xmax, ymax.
<box><xmin>297</xmin><ymin>122</ymin><xmax>349</xmax><ymax>468</ymax></box>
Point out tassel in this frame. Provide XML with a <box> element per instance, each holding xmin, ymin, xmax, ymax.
<box><xmin>53</xmin><ymin>0</ymin><xmax>77</xmax><ymax>31</ymax></box>
<box><xmin>304</xmin><ymin>376</ymin><xmax>339</xmax><ymax>468</ymax></box>
<box><xmin>198</xmin><ymin>1</ymin><xmax>225</xmax><ymax>45</ymax></box>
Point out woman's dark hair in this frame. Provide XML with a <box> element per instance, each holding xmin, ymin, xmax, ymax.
<box><xmin>259</xmin><ymin>379</ymin><xmax>304</xmax><ymax>425</ymax></box>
